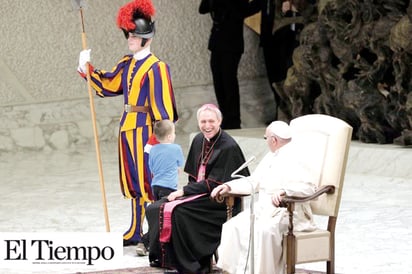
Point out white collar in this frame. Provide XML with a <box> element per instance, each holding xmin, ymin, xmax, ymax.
<box><xmin>133</xmin><ymin>47</ymin><xmax>151</xmax><ymax>60</ymax></box>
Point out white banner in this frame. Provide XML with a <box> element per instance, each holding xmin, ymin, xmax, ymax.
<box><xmin>0</xmin><ymin>232</ymin><xmax>123</xmax><ymax>271</ymax></box>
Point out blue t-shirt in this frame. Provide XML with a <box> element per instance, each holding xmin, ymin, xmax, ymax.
<box><xmin>149</xmin><ymin>143</ymin><xmax>185</xmax><ymax>190</ymax></box>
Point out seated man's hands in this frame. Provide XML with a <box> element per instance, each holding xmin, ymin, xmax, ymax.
<box><xmin>271</xmin><ymin>190</ymin><xmax>286</xmax><ymax>207</ymax></box>
<box><xmin>211</xmin><ymin>184</ymin><xmax>231</xmax><ymax>199</ymax></box>
<box><xmin>167</xmin><ymin>189</ymin><xmax>184</xmax><ymax>201</ymax></box>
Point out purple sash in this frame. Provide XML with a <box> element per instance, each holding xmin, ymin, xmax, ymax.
<box><xmin>159</xmin><ymin>193</ymin><xmax>207</xmax><ymax>243</ymax></box>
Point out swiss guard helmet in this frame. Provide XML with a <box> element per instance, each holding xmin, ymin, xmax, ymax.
<box><xmin>117</xmin><ymin>0</ymin><xmax>156</xmax><ymax>40</ymax></box>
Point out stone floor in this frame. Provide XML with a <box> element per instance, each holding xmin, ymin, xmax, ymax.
<box><xmin>0</xmin><ymin>129</ymin><xmax>411</xmax><ymax>274</ymax></box>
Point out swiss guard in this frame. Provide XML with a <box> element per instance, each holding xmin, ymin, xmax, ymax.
<box><xmin>77</xmin><ymin>0</ymin><xmax>178</xmax><ymax>247</ymax></box>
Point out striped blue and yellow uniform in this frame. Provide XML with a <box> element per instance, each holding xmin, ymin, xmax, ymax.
<box><xmin>86</xmin><ymin>53</ymin><xmax>178</xmax><ymax>244</ymax></box>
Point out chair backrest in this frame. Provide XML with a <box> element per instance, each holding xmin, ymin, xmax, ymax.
<box><xmin>290</xmin><ymin>114</ymin><xmax>353</xmax><ymax>217</ymax></box>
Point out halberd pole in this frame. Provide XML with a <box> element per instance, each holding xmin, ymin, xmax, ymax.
<box><xmin>72</xmin><ymin>0</ymin><xmax>110</xmax><ymax>232</ymax></box>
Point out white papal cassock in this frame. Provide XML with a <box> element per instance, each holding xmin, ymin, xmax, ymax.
<box><xmin>217</xmin><ymin>143</ymin><xmax>319</xmax><ymax>274</ymax></box>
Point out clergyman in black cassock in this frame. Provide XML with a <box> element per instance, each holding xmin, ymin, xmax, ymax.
<box><xmin>146</xmin><ymin>123</ymin><xmax>249</xmax><ymax>273</ymax></box>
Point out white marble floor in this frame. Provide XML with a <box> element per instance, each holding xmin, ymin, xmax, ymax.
<box><xmin>0</xmin><ymin>131</ymin><xmax>411</xmax><ymax>274</ymax></box>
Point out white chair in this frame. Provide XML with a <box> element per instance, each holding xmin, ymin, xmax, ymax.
<box><xmin>281</xmin><ymin>114</ymin><xmax>353</xmax><ymax>274</ymax></box>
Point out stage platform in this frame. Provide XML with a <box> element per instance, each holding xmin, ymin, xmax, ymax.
<box><xmin>0</xmin><ymin>128</ymin><xmax>411</xmax><ymax>274</ymax></box>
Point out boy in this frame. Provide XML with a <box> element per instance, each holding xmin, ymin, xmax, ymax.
<box><xmin>149</xmin><ymin>120</ymin><xmax>185</xmax><ymax>200</ymax></box>
<box><xmin>136</xmin><ymin>120</ymin><xmax>184</xmax><ymax>256</ymax></box>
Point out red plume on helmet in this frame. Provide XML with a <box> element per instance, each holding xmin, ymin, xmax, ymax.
<box><xmin>116</xmin><ymin>0</ymin><xmax>156</xmax><ymax>32</ymax></box>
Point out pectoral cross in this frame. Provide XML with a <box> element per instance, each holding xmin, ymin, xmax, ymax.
<box><xmin>197</xmin><ymin>164</ymin><xmax>206</xmax><ymax>182</ymax></box>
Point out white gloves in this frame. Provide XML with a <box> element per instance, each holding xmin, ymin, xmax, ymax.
<box><xmin>78</xmin><ymin>49</ymin><xmax>91</xmax><ymax>73</ymax></box>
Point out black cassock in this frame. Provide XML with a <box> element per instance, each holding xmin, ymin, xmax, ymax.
<box><xmin>146</xmin><ymin>129</ymin><xmax>250</xmax><ymax>273</ymax></box>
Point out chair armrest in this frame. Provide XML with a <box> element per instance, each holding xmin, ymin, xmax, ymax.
<box><xmin>213</xmin><ymin>193</ymin><xmax>249</xmax><ymax>203</ymax></box>
<box><xmin>279</xmin><ymin>185</ymin><xmax>335</xmax><ymax>207</ymax></box>
<box><xmin>213</xmin><ymin>193</ymin><xmax>250</xmax><ymax>220</ymax></box>
<box><xmin>279</xmin><ymin>185</ymin><xmax>335</xmax><ymax>236</ymax></box>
